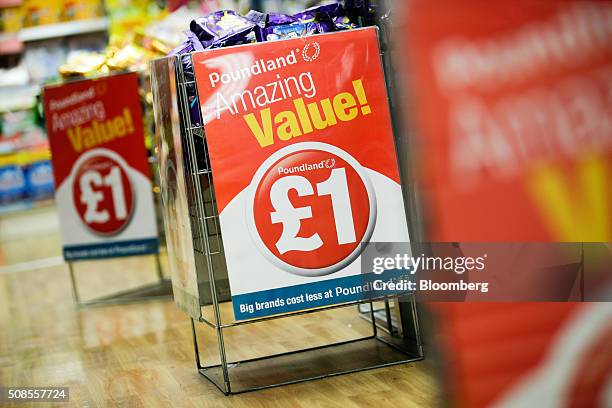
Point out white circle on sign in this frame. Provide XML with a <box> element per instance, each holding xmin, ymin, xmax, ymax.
<box><xmin>245</xmin><ymin>141</ymin><xmax>377</xmax><ymax>277</ymax></box>
<box><xmin>69</xmin><ymin>147</ymin><xmax>136</xmax><ymax>236</ymax></box>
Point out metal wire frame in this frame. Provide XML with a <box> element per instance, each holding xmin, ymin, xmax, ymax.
<box><xmin>171</xmin><ymin>50</ymin><xmax>424</xmax><ymax>394</ymax></box>
<box><xmin>68</xmin><ymin>253</ymin><xmax>172</xmax><ymax>307</ymax></box>
<box><xmin>358</xmin><ymin>300</ymin><xmax>398</xmax><ymax>335</ymax></box>
<box><xmin>191</xmin><ymin>320</ymin><xmax>423</xmax><ymax>395</ymax></box>
<box><xmin>190</xmin><ymin>293</ymin><xmax>424</xmax><ymax>394</ymax></box>
<box><xmin>198</xmin><ymin>293</ymin><xmax>412</xmax><ymax>330</ymax></box>
<box><xmin>175</xmin><ymin>57</ymin><xmax>232</xmax><ymax>390</ymax></box>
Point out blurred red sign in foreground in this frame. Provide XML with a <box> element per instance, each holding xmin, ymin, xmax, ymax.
<box><xmin>404</xmin><ymin>1</ymin><xmax>611</xmax><ymax>242</ymax></box>
<box><xmin>401</xmin><ymin>1</ymin><xmax>611</xmax><ymax>407</ymax></box>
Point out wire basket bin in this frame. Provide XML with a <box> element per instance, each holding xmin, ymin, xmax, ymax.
<box><xmin>150</xmin><ymin>28</ymin><xmax>424</xmax><ymax>395</ymax></box>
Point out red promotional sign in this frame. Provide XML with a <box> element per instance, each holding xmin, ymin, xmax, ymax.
<box><xmin>44</xmin><ymin>72</ymin><xmax>158</xmax><ymax>260</ymax></box>
<box><xmin>404</xmin><ymin>1</ymin><xmax>612</xmax><ymax>242</ymax></box>
<box><xmin>192</xmin><ymin>27</ymin><xmax>410</xmax><ymax>320</ymax></box>
<box><xmin>402</xmin><ymin>1</ymin><xmax>612</xmax><ymax>407</ymax></box>
<box><xmin>433</xmin><ymin>303</ymin><xmax>611</xmax><ymax>407</ymax></box>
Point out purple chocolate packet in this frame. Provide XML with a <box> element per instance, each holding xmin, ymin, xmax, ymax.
<box><xmin>190</xmin><ymin>10</ymin><xmax>254</xmax><ymax>45</ymax></box>
<box><xmin>295</xmin><ymin>3</ymin><xmax>343</xmax><ymax>21</ymax></box>
<box><xmin>341</xmin><ymin>0</ymin><xmax>375</xmax><ymax>26</ymax></box>
<box><xmin>264</xmin><ymin>19</ymin><xmax>335</xmax><ymax>42</ymax></box>
<box><xmin>245</xmin><ymin>10</ymin><xmax>267</xmax><ymax>28</ymax></box>
<box><xmin>169</xmin><ymin>40</ymin><xmax>194</xmax><ymax>56</ymax></box>
<box><xmin>333</xmin><ymin>15</ymin><xmax>358</xmax><ymax>30</ymax></box>
<box><xmin>267</xmin><ymin>12</ymin><xmax>297</xmax><ymax>26</ymax></box>
<box><xmin>185</xmin><ymin>30</ymin><xmax>205</xmax><ymax>51</ymax></box>
<box><xmin>208</xmin><ymin>28</ymin><xmax>257</xmax><ymax>49</ymax></box>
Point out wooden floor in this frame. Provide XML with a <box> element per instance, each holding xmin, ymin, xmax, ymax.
<box><xmin>0</xmin><ymin>205</ymin><xmax>440</xmax><ymax>407</ymax></box>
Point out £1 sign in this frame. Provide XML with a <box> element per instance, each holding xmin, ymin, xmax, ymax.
<box><xmin>247</xmin><ymin>142</ymin><xmax>376</xmax><ymax>277</ymax></box>
<box><xmin>72</xmin><ymin>149</ymin><xmax>134</xmax><ymax>235</ymax></box>
<box><xmin>44</xmin><ymin>71</ymin><xmax>158</xmax><ymax>261</ymax></box>
<box><xmin>194</xmin><ymin>28</ymin><xmax>410</xmax><ymax>320</ymax></box>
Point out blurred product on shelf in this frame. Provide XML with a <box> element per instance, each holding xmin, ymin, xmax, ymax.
<box><xmin>62</xmin><ymin>0</ymin><xmax>103</xmax><ymax>22</ymax></box>
<box><xmin>107</xmin><ymin>42</ymin><xmax>158</xmax><ymax>70</ymax></box>
<box><xmin>22</xmin><ymin>0</ymin><xmax>61</xmax><ymax>27</ymax></box>
<box><xmin>22</xmin><ymin>0</ymin><xmax>103</xmax><ymax>27</ymax></box>
<box><xmin>0</xmin><ymin>105</ymin><xmax>51</xmax><ymax>211</ymax></box>
<box><xmin>0</xmin><ymin>108</ymin><xmax>46</xmax><ymax>153</ymax></box>
<box><xmin>57</xmin><ymin>49</ymin><xmax>107</xmax><ymax>78</ymax></box>
<box><xmin>144</xmin><ymin>5</ymin><xmax>200</xmax><ymax>49</ymax></box>
<box><xmin>0</xmin><ymin>2</ymin><xmax>23</xmax><ymax>33</ymax></box>
<box><xmin>58</xmin><ymin>43</ymin><xmax>157</xmax><ymax>78</ymax></box>
<box><xmin>0</xmin><ymin>154</ymin><xmax>25</xmax><ymax>204</ymax></box>
<box><xmin>0</xmin><ymin>149</ymin><xmax>53</xmax><ymax>206</ymax></box>
<box><xmin>23</xmin><ymin>38</ymin><xmax>68</xmax><ymax>82</ymax></box>
<box><xmin>57</xmin><ymin>5</ymin><xmax>195</xmax><ymax>78</ymax></box>
<box><xmin>0</xmin><ymin>60</ymin><xmax>28</xmax><ymax>86</ymax></box>
<box><xmin>106</xmin><ymin>0</ymin><xmax>167</xmax><ymax>45</ymax></box>
<box><xmin>22</xmin><ymin>149</ymin><xmax>53</xmax><ymax>198</ymax></box>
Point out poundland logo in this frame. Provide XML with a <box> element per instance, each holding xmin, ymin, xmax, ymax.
<box><xmin>278</xmin><ymin>158</ymin><xmax>335</xmax><ymax>175</ymax></box>
<box><xmin>209</xmin><ymin>50</ymin><xmax>298</xmax><ymax>88</ymax></box>
<box><xmin>208</xmin><ymin>41</ymin><xmax>320</xmax><ymax>88</ymax></box>
<box><xmin>301</xmin><ymin>42</ymin><xmax>320</xmax><ymax>62</ymax></box>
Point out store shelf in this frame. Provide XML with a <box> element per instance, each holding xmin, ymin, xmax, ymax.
<box><xmin>18</xmin><ymin>18</ymin><xmax>109</xmax><ymax>42</ymax></box>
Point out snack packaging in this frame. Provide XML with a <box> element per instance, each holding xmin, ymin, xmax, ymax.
<box><xmin>333</xmin><ymin>15</ymin><xmax>359</xmax><ymax>30</ymax></box>
<box><xmin>189</xmin><ymin>10</ymin><xmax>254</xmax><ymax>46</ymax></box>
<box><xmin>58</xmin><ymin>51</ymin><xmax>107</xmax><ymax>78</ymax></box>
<box><xmin>295</xmin><ymin>3</ymin><xmax>343</xmax><ymax>21</ymax></box>
<box><xmin>263</xmin><ymin>20</ymin><xmax>334</xmax><ymax>42</ymax></box>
